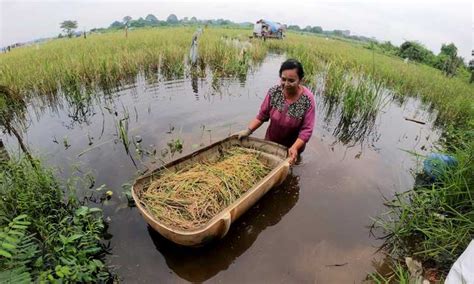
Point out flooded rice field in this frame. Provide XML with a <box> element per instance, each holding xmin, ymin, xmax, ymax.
<box><xmin>1</xmin><ymin>54</ymin><xmax>440</xmax><ymax>282</ymax></box>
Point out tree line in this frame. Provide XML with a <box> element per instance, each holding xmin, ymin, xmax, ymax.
<box><xmin>106</xmin><ymin>14</ymin><xmax>247</xmax><ymax>30</ymax></box>
<box><xmin>369</xmin><ymin>40</ymin><xmax>470</xmax><ymax>78</ymax></box>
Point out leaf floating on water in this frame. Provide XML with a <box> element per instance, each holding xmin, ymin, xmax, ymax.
<box><xmin>95</xmin><ymin>184</ymin><xmax>107</xmax><ymax>191</ymax></box>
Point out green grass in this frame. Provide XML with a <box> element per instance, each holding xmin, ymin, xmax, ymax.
<box><xmin>368</xmin><ymin>259</ymin><xmax>411</xmax><ymax>284</ymax></box>
<box><xmin>372</xmin><ymin>130</ymin><xmax>473</xmax><ymax>276</ymax></box>
<box><xmin>0</xmin><ymin>27</ymin><xmax>267</xmax><ymax>99</ymax></box>
<box><xmin>0</xmin><ymin>157</ymin><xmax>113</xmax><ymax>282</ymax></box>
<box><xmin>267</xmin><ymin>32</ymin><xmax>474</xmax><ymax>128</ymax></box>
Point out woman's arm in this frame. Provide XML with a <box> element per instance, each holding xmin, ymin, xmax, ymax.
<box><xmin>289</xmin><ymin>138</ymin><xmax>305</xmax><ymax>164</ymax></box>
<box><xmin>248</xmin><ymin>118</ymin><xmax>263</xmax><ymax>132</ymax></box>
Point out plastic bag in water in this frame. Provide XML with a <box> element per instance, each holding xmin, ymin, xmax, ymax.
<box><xmin>423</xmin><ymin>153</ymin><xmax>457</xmax><ymax>180</ymax></box>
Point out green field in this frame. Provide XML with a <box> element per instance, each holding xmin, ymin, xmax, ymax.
<box><xmin>1</xmin><ymin>27</ymin><xmax>473</xmax><ymax>281</ymax></box>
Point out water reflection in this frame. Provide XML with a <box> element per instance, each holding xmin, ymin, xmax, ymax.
<box><xmin>191</xmin><ymin>71</ymin><xmax>199</xmax><ymax>95</ymax></box>
<box><xmin>0</xmin><ymin>86</ymin><xmax>32</xmax><ymax>159</ymax></box>
<box><xmin>319</xmin><ymin>70</ymin><xmax>387</xmax><ymax>147</ymax></box>
<box><xmin>63</xmin><ymin>88</ymin><xmax>96</xmax><ymax>128</ymax></box>
<box><xmin>148</xmin><ymin>173</ymin><xmax>300</xmax><ymax>282</ymax></box>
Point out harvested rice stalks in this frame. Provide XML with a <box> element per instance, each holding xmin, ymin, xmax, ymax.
<box><xmin>142</xmin><ymin>147</ymin><xmax>271</xmax><ymax>230</ymax></box>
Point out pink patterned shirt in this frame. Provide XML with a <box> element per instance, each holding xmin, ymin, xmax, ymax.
<box><xmin>256</xmin><ymin>85</ymin><xmax>316</xmax><ymax>151</ymax></box>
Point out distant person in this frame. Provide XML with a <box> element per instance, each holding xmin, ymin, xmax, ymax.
<box><xmin>236</xmin><ymin>59</ymin><xmax>316</xmax><ymax>165</ymax></box>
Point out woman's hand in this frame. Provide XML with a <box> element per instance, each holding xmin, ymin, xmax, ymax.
<box><xmin>288</xmin><ymin>138</ymin><xmax>305</xmax><ymax>165</ymax></box>
<box><xmin>235</xmin><ymin>128</ymin><xmax>252</xmax><ymax>140</ymax></box>
<box><xmin>288</xmin><ymin>146</ymin><xmax>298</xmax><ymax>165</ymax></box>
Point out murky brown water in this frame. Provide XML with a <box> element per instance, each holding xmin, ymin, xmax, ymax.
<box><xmin>1</xmin><ymin>54</ymin><xmax>440</xmax><ymax>283</ymax></box>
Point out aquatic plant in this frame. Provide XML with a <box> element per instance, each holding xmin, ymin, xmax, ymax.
<box><xmin>167</xmin><ymin>138</ymin><xmax>183</xmax><ymax>157</ymax></box>
<box><xmin>0</xmin><ymin>157</ymin><xmax>113</xmax><ymax>282</ymax></box>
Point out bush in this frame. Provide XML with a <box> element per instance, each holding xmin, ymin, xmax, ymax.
<box><xmin>0</xmin><ymin>157</ymin><xmax>113</xmax><ymax>282</ymax></box>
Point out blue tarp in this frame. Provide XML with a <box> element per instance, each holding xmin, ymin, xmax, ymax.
<box><xmin>423</xmin><ymin>153</ymin><xmax>457</xmax><ymax>180</ymax></box>
<box><xmin>262</xmin><ymin>19</ymin><xmax>280</xmax><ymax>33</ymax></box>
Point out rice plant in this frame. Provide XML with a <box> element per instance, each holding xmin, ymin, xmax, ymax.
<box><xmin>141</xmin><ymin>147</ymin><xmax>270</xmax><ymax>230</ymax></box>
<box><xmin>0</xmin><ymin>27</ymin><xmax>267</xmax><ymax>101</ymax></box>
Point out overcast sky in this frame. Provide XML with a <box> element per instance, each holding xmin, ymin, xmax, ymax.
<box><xmin>1</xmin><ymin>0</ymin><xmax>472</xmax><ymax>59</ymax></box>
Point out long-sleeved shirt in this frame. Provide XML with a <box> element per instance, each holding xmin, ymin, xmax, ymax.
<box><xmin>256</xmin><ymin>85</ymin><xmax>316</xmax><ymax>152</ymax></box>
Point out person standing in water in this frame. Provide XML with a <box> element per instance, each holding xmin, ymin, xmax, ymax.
<box><xmin>236</xmin><ymin>59</ymin><xmax>316</xmax><ymax>164</ymax></box>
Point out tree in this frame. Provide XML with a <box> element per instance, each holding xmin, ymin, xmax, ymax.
<box><xmin>145</xmin><ymin>14</ymin><xmax>159</xmax><ymax>24</ymax></box>
<box><xmin>310</xmin><ymin>26</ymin><xmax>323</xmax><ymax>33</ymax></box>
<box><xmin>398</xmin><ymin>41</ymin><xmax>435</xmax><ymax>64</ymax></box>
<box><xmin>287</xmin><ymin>25</ymin><xmax>300</xmax><ymax>31</ymax></box>
<box><xmin>383</xmin><ymin>41</ymin><xmax>399</xmax><ymax>55</ymax></box>
<box><xmin>435</xmin><ymin>43</ymin><xmax>463</xmax><ymax>77</ymax></box>
<box><xmin>166</xmin><ymin>14</ymin><xmax>178</xmax><ymax>24</ymax></box>
<box><xmin>190</xmin><ymin>17</ymin><xmax>198</xmax><ymax>23</ymax></box>
<box><xmin>130</xmin><ymin>17</ymin><xmax>147</xmax><ymax>28</ymax></box>
<box><xmin>123</xmin><ymin>16</ymin><xmax>132</xmax><ymax>25</ymax></box>
<box><xmin>110</xmin><ymin>21</ymin><xmax>124</xmax><ymax>29</ymax></box>
<box><xmin>60</xmin><ymin>20</ymin><xmax>78</xmax><ymax>38</ymax></box>
<box><xmin>440</xmin><ymin>43</ymin><xmax>458</xmax><ymax>58</ymax></box>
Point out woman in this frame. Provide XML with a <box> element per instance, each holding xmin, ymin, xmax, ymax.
<box><xmin>237</xmin><ymin>59</ymin><xmax>316</xmax><ymax>165</ymax></box>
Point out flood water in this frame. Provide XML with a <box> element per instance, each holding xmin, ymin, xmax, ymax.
<box><xmin>1</xmin><ymin>54</ymin><xmax>440</xmax><ymax>283</ymax></box>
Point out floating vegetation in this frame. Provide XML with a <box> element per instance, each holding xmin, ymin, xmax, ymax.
<box><xmin>166</xmin><ymin>138</ymin><xmax>183</xmax><ymax>157</ymax></box>
<box><xmin>118</xmin><ymin>119</ymin><xmax>129</xmax><ymax>151</ymax></box>
<box><xmin>116</xmin><ymin>111</ymin><xmax>130</xmax><ymax>154</ymax></box>
<box><xmin>62</xmin><ymin>136</ymin><xmax>71</xmax><ymax>149</ymax></box>
<box><xmin>141</xmin><ymin>147</ymin><xmax>271</xmax><ymax>230</ymax></box>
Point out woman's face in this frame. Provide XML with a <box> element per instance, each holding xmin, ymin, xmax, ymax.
<box><xmin>280</xmin><ymin>69</ymin><xmax>300</xmax><ymax>93</ymax></box>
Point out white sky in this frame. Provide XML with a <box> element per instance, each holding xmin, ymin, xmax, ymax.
<box><xmin>1</xmin><ymin>0</ymin><xmax>473</xmax><ymax>59</ymax></box>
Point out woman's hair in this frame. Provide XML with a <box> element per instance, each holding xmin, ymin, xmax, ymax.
<box><xmin>279</xmin><ymin>59</ymin><xmax>304</xmax><ymax>79</ymax></box>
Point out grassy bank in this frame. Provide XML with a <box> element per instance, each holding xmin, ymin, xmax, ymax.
<box><xmin>368</xmin><ymin>129</ymin><xmax>473</xmax><ymax>282</ymax></box>
<box><xmin>0</xmin><ymin>157</ymin><xmax>113</xmax><ymax>282</ymax></box>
